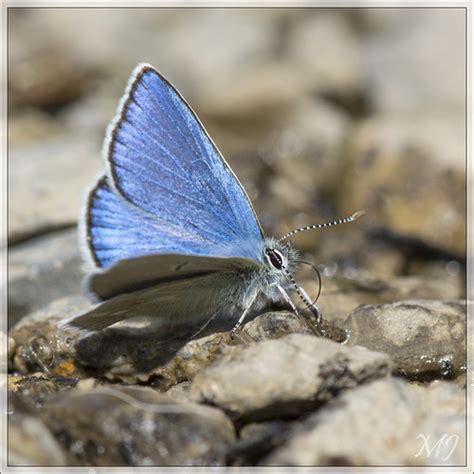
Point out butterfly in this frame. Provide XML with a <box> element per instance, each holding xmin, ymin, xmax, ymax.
<box><xmin>64</xmin><ymin>63</ymin><xmax>363</xmax><ymax>338</ymax></box>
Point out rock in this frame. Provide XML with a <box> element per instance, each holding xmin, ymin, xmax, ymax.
<box><xmin>241</xmin><ymin>311</ymin><xmax>312</xmax><ymax>341</ymax></box>
<box><xmin>364</xmin><ymin>10</ymin><xmax>465</xmax><ymax>117</ymax></box>
<box><xmin>74</xmin><ymin>327</ymin><xmax>233</xmax><ymax>388</ymax></box>
<box><xmin>190</xmin><ymin>333</ymin><xmax>391</xmax><ymax>423</ymax></box>
<box><xmin>41</xmin><ymin>385</ymin><xmax>235</xmax><ymax>466</ymax></box>
<box><xmin>338</xmin><ymin>121</ymin><xmax>465</xmax><ymax>255</ymax></box>
<box><xmin>257</xmin><ymin>98</ymin><xmax>352</xmax><ymax>239</ymax></box>
<box><xmin>164</xmin><ymin>381</ymin><xmax>193</xmax><ymax>402</ymax></box>
<box><xmin>264</xmin><ymin>378</ymin><xmax>465</xmax><ymax>465</ymax></box>
<box><xmin>359</xmin><ymin>9</ymin><xmax>464</xmax><ymax>174</ymax></box>
<box><xmin>11</xmin><ymin>295</ymin><xmax>327</xmax><ymax>387</ymax></box>
<box><xmin>8</xmin><ymin>35</ymin><xmax>92</xmax><ymax>110</ymax></box>
<box><xmin>9</xmin><ymin>295</ymin><xmax>93</xmax><ymax>378</ymax></box>
<box><xmin>74</xmin><ymin>310</ymin><xmax>326</xmax><ymax>387</ymax></box>
<box><xmin>9</xmin><ymin>108</ymin><xmax>64</xmax><ymax>145</ymax></box>
<box><xmin>8</xmin><ymin>336</ymin><xmax>16</xmax><ymax>360</ymax></box>
<box><xmin>8</xmin><ymin>394</ymin><xmax>68</xmax><ymax>466</ymax></box>
<box><xmin>9</xmin><ymin>136</ymin><xmax>101</xmax><ymax>243</ymax></box>
<box><xmin>375</xmin><ymin>275</ymin><xmax>463</xmax><ymax>301</ymax></box>
<box><xmin>343</xmin><ymin>300</ymin><xmax>466</xmax><ymax>381</ymax></box>
<box><xmin>454</xmin><ymin>373</ymin><xmax>466</xmax><ymax>389</ymax></box>
<box><xmin>242</xmin><ymin>310</ymin><xmax>346</xmax><ymax>343</ymax></box>
<box><xmin>8</xmin><ymin>228</ymin><xmax>84</xmax><ymax>327</ymax></box>
<box><xmin>9</xmin><ymin>278</ymin><xmax>463</xmax><ymax>389</ymax></box>
<box><xmin>287</xmin><ymin>12</ymin><xmax>364</xmax><ymax>99</ymax></box>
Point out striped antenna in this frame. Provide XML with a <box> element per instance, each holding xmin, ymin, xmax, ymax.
<box><xmin>278</xmin><ymin>210</ymin><xmax>365</xmax><ymax>242</ymax></box>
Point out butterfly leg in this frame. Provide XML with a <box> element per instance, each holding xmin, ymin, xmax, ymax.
<box><xmin>277</xmin><ymin>285</ymin><xmax>325</xmax><ymax>337</ymax></box>
<box><xmin>230</xmin><ymin>291</ymin><xmax>259</xmax><ymax>339</ymax></box>
<box><xmin>298</xmin><ymin>285</ymin><xmax>323</xmax><ymax>324</ymax></box>
<box><xmin>189</xmin><ymin>312</ymin><xmax>219</xmax><ymax>340</ymax></box>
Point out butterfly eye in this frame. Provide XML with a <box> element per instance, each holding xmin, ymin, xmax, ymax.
<box><xmin>265</xmin><ymin>248</ymin><xmax>284</xmax><ymax>269</ymax></box>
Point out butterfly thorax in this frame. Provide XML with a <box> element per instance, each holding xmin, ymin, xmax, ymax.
<box><xmin>241</xmin><ymin>237</ymin><xmax>299</xmax><ymax>304</ymax></box>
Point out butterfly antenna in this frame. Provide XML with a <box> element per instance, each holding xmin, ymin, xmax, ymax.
<box><xmin>278</xmin><ymin>210</ymin><xmax>365</xmax><ymax>242</ymax></box>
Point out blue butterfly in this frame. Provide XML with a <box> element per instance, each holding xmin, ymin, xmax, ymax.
<box><xmin>66</xmin><ymin>63</ymin><xmax>362</xmax><ymax>337</ymax></box>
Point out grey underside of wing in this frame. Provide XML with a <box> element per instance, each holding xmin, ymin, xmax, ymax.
<box><xmin>85</xmin><ymin>253</ymin><xmax>261</xmax><ymax>301</ymax></box>
<box><xmin>70</xmin><ymin>271</ymin><xmax>251</xmax><ymax>332</ymax></box>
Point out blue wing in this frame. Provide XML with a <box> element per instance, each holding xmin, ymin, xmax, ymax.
<box><xmin>85</xmin><ymin>63</ymin><xmax>264</xmax><ymax>268</ymax></box>
<box><xmin>84</xmin><ymin>176</ymin><xmax>249</xmax><ymax>268</ymax></box>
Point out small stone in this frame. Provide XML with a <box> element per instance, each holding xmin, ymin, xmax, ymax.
<box><xmin>226</xmin><ymin>421</ymin><xmax>291</xmax><ymax>466</ymax></box>
<box><xmin>9</xmin><ymin>295</ymin><xmax>93</xmax><ymax>378</ymax></box>
<box><xmin>8</xmin><ymin>373</ymin><xmax>78</xmax><ymax>409</ymax></box>
<box><xmin>343</xmin><ymin>300</ymin><xmax>466</xmax><ymax>380</ymax></box>
<box><xmin>164</xmin><ymin>381</ymin><xmax>193</xmax><ymax>402</ymax></box>
<box><xmin>242</xmin><ymin>311</ymin><xmax>311</xmax><ymax>341</ymax></box>
<box><xmin>190</xmin><ymin>333</ymin><xmax>391</xmax><ymax>423</ymax></box>
<box><xmin>41</xmin><ymin>385</ymin><xmax>235</xmax><ymax>466</ymax></box>
<box><xmin>264</xmin><ymin>378</ymin><xmax>465</xmax><ymax>465</ymax></box>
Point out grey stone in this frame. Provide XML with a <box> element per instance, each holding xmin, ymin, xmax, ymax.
<box><xmin>343</xmin><ymin>300</ymin><xmax>466</xmax><ymax>380</ymax></box>
<box><xmin>8</xmin><ymin>394</ymin><xmax>68</xmax><ymax>466</ymax></box>
<box><xmin>190</xmin><ymin>333</ymin><xmax>391</xmax><ymax>422</ymax></box>
<box><xmin>264</xmin><ymin>378</ymin><xmax>466</xmax><ymax>466</ymax></box>
<box><xmin>41</xmin><ymin>385</ymin><xmax>235</xmax><ymax>466</ymax></box>
<box><xmin>8</xmin><ymin>228</ymin><xmax>84</xmax><ymax>327</ymax></box>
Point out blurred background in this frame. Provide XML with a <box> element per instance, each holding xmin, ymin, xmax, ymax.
<box><xmin>8</xmin><ymin>8</ymin><xmax>466</xmax><ymax>327</ymax></box>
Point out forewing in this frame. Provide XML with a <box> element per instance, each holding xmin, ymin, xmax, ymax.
<box><xmin>92</xmin><ymin>62</ymin><xmax>263</xmax><ymax>267</ymax></box>
<box><xmin>84</xmin><ymin>175</ymin><xmax>249</xmax><ymax>268</ymax></box>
